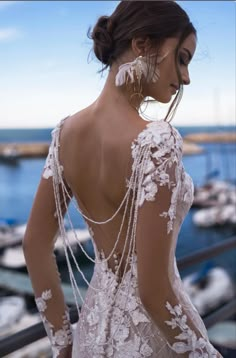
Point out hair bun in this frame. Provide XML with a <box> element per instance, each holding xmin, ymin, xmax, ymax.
<box><xmin>90</xmin><ymin>16</ymin><xmax>114</xmax><ymax>65</ymax></box>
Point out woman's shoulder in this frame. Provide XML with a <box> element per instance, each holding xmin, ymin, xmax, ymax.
<box><xmin>132</xmin><ymin>119</ymin><xmax>183</xmax><ymax>153</ymax></box>
<box><xmin>58</xmin><ymin>108</ymin><xmax>94</xmax><ymax>145</ymax></box>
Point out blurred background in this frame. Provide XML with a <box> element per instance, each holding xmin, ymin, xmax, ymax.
<box><xmin>0</xmin><ymin>1</ymin><xmax>235</xmax><ymax>357</ymax></box>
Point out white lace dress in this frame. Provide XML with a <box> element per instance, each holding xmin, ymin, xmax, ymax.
<box><xmin>32</xmin><ymin>118</ymin><xmax>220</xmax><ymax>357</ymax></box>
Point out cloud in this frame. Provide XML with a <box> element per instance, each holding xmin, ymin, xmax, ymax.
<box><xmin>0</xmin><ymin>1</ymin><xmax>22</xmax><ymax>10</ymax></box>
<box><xmin>0</xmin><ymin>27</ymin><xmax>22</xmax><ymax>42</ymax></box>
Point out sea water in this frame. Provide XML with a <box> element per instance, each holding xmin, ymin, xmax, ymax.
<box><xmin>0</xmin><ymin>125</ymin><xmax>235</xmax><ymax>284</ymax></box>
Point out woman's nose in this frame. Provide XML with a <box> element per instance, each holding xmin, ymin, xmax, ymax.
<box><xmin>182</xmin><ymin>68</ymin><xmax>190</xmax><ymax>85</ymax></box>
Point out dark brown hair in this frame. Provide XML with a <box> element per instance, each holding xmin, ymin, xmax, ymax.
<box><xmin>88</xmin><ymin>1</ymin><xmax>196</xmax><ymax>121</ymax></box>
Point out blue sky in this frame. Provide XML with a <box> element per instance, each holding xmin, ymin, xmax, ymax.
<box><xmin>0</xmin><ymin>1</ymin><xmax>235</xmax><ymax>128</ymax></box>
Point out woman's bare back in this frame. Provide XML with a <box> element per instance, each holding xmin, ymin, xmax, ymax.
<box><xmin>59</xmin><ymin>104</ymin><xmax>146</xmax><ymax>256</ymax></box>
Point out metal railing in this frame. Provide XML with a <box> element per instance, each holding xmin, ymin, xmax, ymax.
<box><xmin>0</xmin><ymin>236</ymin><xmax>236</xmax><ymax>357</ymax></box>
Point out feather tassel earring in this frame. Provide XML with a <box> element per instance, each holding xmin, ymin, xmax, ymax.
<box><xmin>115</xmin><ymin>53</ymin><xmax>168</xmax><ymax>87</ymax></box>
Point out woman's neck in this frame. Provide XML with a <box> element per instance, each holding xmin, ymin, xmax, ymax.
<box><xmin>94</xmin><ymin>65</ymin><xmax>143</xmax><ymax>114</ymax></box>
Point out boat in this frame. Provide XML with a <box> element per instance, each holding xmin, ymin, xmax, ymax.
<box><xmin>193</xmin><ymin>204</ymin><xmax>236</xmax><ymax>227</ymax></box>
<box><xmin>0</xmin><ymin>142</ymin><xmax>49</xmax><ymax>160</ymax></box>
<box><xmin>183</xmin><ymin>263</ymin><xmax>235</xmax><ymax>316</ymax></box>
<box><xmin>0</xmin><ymin>145</ymin><xmax>20</xmax><ymax>165</ymax></box>
<box><xmin>0</xmin><ymin>295</ymin><xmax>26</xmax><ymax>335</ymax></box>
<box><xmin>0</xmin><ymin>228</ymin><xmax>92</xmax><ymax>269</ymax></box>
<box><xmin>193</xmin><ymin>180</ymin><xmax>236</xmax><ymax>208</ymax></box>
<box><xmin>0</xmin><ymin>246</ymin><xmax>26</xmax><ymax>268</ymax></box>
<box><xmin>0</xmin><ymin>293</ymin><xmax>51</xmax><ymax>357</ymax></box>
<box><xmin>0</xmin><ymin>219</ymin><xmax>27</xmax><ymax>249</ymax></box>
<box><xmin>54</xmin><ymin>228</ymin><xmax>91</xmax><ymax>252</ymax></box>
<box><xmin>207</xmin><ymin>320</ymin><xmax>236</xmax><ymax>357</ymax></box>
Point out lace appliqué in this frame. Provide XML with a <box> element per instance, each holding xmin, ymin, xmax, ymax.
<box><xmin>43</xmin><ymin>117</ymin><xmax>69</xmax><ymax>181</ymax></box>
<box><xmin>165</xmin><ymin>302</ymin><xmax>217</xmax><ymax>357</ymax></box>
<box><xmin>81</xmin><ymin>259</ymin><xmax>155</xmax><ymax>357</ymax></box>
<box><xmin>43</xmin><ymin>142</ymin><xmax>54</xmax><ymax>179</ymax></box>
<box><xmin>131</xmin><ymin>120</ymin><xmax>183</xmax><ymax>233</ymax></box>
<box><xmin>35</xmin><ymin>289</ymin><xmax>73</xmax><ymax>358</ymax></box>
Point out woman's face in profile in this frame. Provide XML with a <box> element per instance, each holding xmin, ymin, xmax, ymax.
<box><xmin>145</xmin><ymin>33</ymin><xmax>197</xmax><ymax>103</ymax></box>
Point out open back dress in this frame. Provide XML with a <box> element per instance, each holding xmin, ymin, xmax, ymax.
<box><xmin>33</xmin><ymin>117</ymin><xmax>220</xmax><ymax>357</ymax></box>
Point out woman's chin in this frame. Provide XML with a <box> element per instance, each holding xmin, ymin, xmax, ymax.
<box><xmin>157</xmin><ymin>96</ymin><xmax>172</xmax><ymax>104</ymax></box>
<box><xmin>162</xmin><ymin>98</ymin><xmax>172</xmax><ymax>104</ymax></box>
<box><xmin>148</xmin><ymin>94</ymin><xmax>172</xmax><ymax>104</ymax></box>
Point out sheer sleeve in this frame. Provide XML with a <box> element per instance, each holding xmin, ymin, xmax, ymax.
<box><xmin>23</xmin><ymin>118</ymin><xmax>73</xmax><ymax>358</ymax></box>
<box><xmin>133</xmin><ymin>121</ymin><xmax>221</xmax><ymax>357</ymax></box>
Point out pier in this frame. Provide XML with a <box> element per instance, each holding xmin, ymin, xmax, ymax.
<box><xmin>0</xmin><ymin>140</ymin><xmax>204</xmax><ymax>158</ymax></box>
<box><xmin>184</xmin><ymin>132</ymin><xmax>236</xmax><ymax>143</ymax></box>
<box><xmin>0</xmin><ymin>142</ymin><xmax>49</xmax><ymax>159</ymax></box>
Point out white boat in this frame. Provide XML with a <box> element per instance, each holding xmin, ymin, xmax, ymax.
<box><xmin>193</xmin><ymin>204</ymin><xmax>236</xmax><ymax>227</ymax></box>
<box><xmin>183</xmin><ymin>266</ymin><xmax>235</xmax><ymax>316</ymax></box>
<box><xmin>0</xmin><ymin>221</ymin><xmax>27</xmax><ymax>249</ymax></box>
<box><xmin>55</xmin><ymin>228</ymin><xmax>91</xmax><ymax>251</ymax></box>
<box><xmin>0</xmin><ymin>145</ymin><xmax>20</xmax><ymax>165</ymax></box>
<box><xmin>0</xmin><ymin>294</ymin><xmax>50</xmax><ymax>358</ymax></box>
<box><xmin>0</xmin><ymin>246</ymin><xmax>26</xmax><ymax>268</ymax></box>
<box><xmin>207</xmin><ymin>321</ymin><xmax>236</xmax><ymax>356</ymax></box>
<box><xmin>0</xmin><ymin>296</ymin><xmax>26</xmax><ymax>335</ymax></box>
<box><xmin>54</xmin><ymin>228</ymin><xmax>92</xmax><ymax>259</ymax></box>
<box><xmin>193</xmin><ymin>180</ymin><xmax>236</xmax><ymax>208</ymax></box>
<box><xmin>0</xmin><ymin>228</ymin><xmax>91</xmax><ymax>268</ymax></box>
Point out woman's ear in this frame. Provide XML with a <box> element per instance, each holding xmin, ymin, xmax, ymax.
<box><xmin>131</xmin><ymin>37</ymin><xmax>152</xmax><ymax>57</ymax></box>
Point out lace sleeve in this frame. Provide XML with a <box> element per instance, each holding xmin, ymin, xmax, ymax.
<box><xmin>43</xmin><ymin>116</ymin><xmax>70</xmax><ymax>181</ymax></box>
<box><xmin>133</xmin><ymin>121</ymin><xmax>221</xmax><ymax>357</ymax></box>
<box><xmin>35</xmin><ymin>289</ymin><xmax>72</xmax><ymax>357</ymax></box>
<box><xmin>23</xmin><ymin>118</ymin><xmax>73</xmax><ymax>358</ymax></box>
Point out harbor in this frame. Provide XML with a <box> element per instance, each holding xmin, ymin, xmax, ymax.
<box><xmin>0</xmin><ymin>138</ymin><xmax>204</xmax><ymax>162</ymax></box>
<box><xmin>0</xmin><ymin>125</ymin><xmax>236</xmax><ymax>357</ymax></box>
<box><xmin>1</xmin><ymin>130</ymin><xmax>235</xmax><ymax>163</ymax></box>
<box><xmin>0</xmin><ymin>0</ymin><xmax>235</xmax><ymax>355</ymax></box>
<box><xmin>184</xmin><ymin>132</ymin><xmax>236</xmax><ymax>143</ymax></box>
<box><xmin>0</xmin><ymin>142</ymin><xmax>49</xmax><ymax>160</ymax></box>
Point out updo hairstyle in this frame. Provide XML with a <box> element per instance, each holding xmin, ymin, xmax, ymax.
<box><xmin>88</xmin><ymin>1</ymin><xmax>196</xmax><ymax>120</ymax></box>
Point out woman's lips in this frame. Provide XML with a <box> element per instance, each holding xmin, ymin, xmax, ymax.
<box><xmin>171</xmin><ymin>84</ymin><xmax>179</xmax><ymax>91</ymax></box>
<box><xmin>170</xmin><ymin>84</ymin><xmax>178</xmax><ymax>94</ymax></box>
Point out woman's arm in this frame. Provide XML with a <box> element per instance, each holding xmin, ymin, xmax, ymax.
<box><xmin>134</xmin><ymin>122</ymin><xmax>222</xmax><ymax>357</ymax></box>
<box><xmin>136</xmin><ymin>185</ymin><xmax>221</xmax><ymax>357</ymax></box>
<box><xmin>23</xmin><ymin>118</ymin><xmax>73</xmax><ymax>358</ymax></box>
<box><xmin>23</xmin><ymin>176</ymin><xmax>73</xmax><ymax>358</ymax></box>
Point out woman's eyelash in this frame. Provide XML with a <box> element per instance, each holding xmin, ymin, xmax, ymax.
<box><xmin>179</xmin><ymin>56</ymin><xmax>188</xmax><ymax>66</ymax></box>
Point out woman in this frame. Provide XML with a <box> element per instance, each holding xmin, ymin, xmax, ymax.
<box><xmin>23</xmin><ymin>1</ymin><xmax>222</xmax><ymax>357</ymax></box>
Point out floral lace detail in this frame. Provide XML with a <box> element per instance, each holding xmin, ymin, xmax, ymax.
<box><xmin>43</xmin><ymin>142</ymin><xmax>54</xmax><ymax>179</ymax></box>
<box><xmin>35</xmin><ymin>289</ymin><xmax>52</xmax><ymax>311</ymax></box>
<box><xmin>79</xmin><ymin>257</ymin><xmax>156</xmax><ymax>357</ymax></box>
<box><xmin>42</xmin><ymin>117</ymin><xmax>69</xmax><ymax>181</ymax></box>
<box><xmin>165</xmin><ymin>302</ymin><xmax>217</xmax><ymax>357</ymax></box>
<box><xmin>131</xmin><ymin>120</ymin><xmax>183</xmax><ymax>233</ymax></box>
<box><xmin>35</xmin><ymin>289</ymin><xmax>73</xmax><ymax>358</ymax></box>
<box><xmin>182</xmin><ymin>172</ymin><xmax>194</xmax><ymax>205</ymax></box>
<box><xmin>39</xmin><ymin>118</ymin><xmax>220</xmax><ymax>357</ymax></box>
